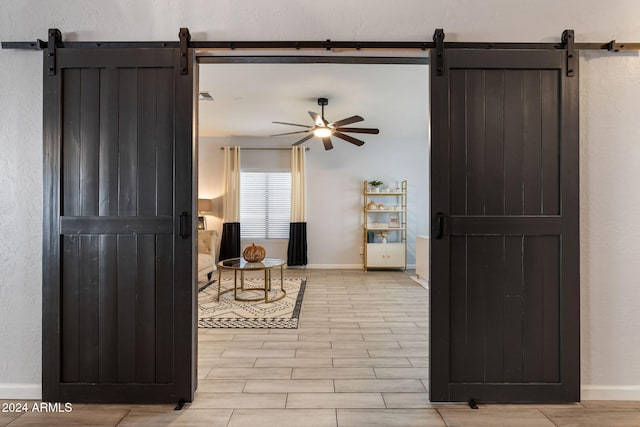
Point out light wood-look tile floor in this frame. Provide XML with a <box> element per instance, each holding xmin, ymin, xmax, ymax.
<box><xmin>3</xmin><ymin>269</ymin><xmax>640</xmax><ymax>426</ymax></box>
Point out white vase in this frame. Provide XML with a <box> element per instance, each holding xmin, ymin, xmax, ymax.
<box><xmin>372</xmin><ymin>187</ymin><xmax>380</xmax><ymax>193</ymax></box>
<box><xmin>382</xmin><ymin>237</ymin><xmax>387</xmax><ymax>244</ymax></box>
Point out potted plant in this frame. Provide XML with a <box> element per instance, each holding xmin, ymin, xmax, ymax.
<box><xmin>369</xmin><ymin>180</ymin><xmax>383</xmax><ymax>192</ymax></box>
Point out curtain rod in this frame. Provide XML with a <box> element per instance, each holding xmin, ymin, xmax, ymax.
<box><xmin>219</xmin><ymin>147</ymin><xmax>309</xmax><ymax>151</ymax></box>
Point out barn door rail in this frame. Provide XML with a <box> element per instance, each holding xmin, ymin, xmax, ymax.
<box><xmin>4</xmin><ymin>28</ymin><xmax>640</xmax><ymax>56</ymax></box>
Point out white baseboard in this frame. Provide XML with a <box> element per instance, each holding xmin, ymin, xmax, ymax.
<box><xmin>582</xmin><ymin>384</ymin><xmax>640</xmax><ymax>400</ymax></box>
<box><xmin>410</xmin><ymin>275</ymin><xmax>429</xmax><ymax>289</ymax></box>
<box><xmin>305</xmin><ymin>264</ymin><xmax>363</xmax><ymax>269</ymax></box>
<box><xmin>0</xmin><ymin>383</ymin><xmax>41</xmax><ymax>400</ymax></box>
<box><xmin>305</xmin><ymin>264</ymin><xmax>417</xmax><ymax>270</ymax></box>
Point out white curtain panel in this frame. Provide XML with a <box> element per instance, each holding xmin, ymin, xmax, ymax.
<box><xmin>222</xmin><ymin>146</ymin><xmax>241</xmax><ymax>222</ymax></box>
<box><xmin>290</xmin><ymin>146</ymin><xmax>307</xmax><ymax>222</ymax></box>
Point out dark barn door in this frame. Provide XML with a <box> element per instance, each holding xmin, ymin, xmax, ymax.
<box><xmin>42</xmin><ymin>47</ymin><xmax>195</xmax><ymax>403</ymax></box>
<box><xmin>430</xmin><ymin>49</ymin><xmax>579</xmax><ymax>402</ymax></box>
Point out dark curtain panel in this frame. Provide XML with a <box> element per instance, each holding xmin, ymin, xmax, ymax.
<box><xmin>219</xmin><ymin>222</ymin><xmax>240</xmax><ymax>261</ymax></box>
<box><xmin>287</xmin><ymin>222</ymin><xmax>308</xmax><ymax>266</ymax></box>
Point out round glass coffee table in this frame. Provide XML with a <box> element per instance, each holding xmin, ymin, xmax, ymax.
<box><xmin>216</xmin><ymin>258</ymin><xmax>286</xmax><ymax>303</ymax></box>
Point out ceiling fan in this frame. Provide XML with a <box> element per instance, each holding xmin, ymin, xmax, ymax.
<box><xmin>271</xmin><ymin>97</ymin><xmax>379</xmax><ymax>150</ymax></box>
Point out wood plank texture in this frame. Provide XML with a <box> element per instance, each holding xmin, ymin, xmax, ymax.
<box><xmin>62</xmin><ymin>68</ymin><xmax>81</xmax><ymax>217</ymax></box>
<box><xmin>117</xmin><ymin>235</ymin><xmax>137</xmax><ymax>383</ymax></box>
<box><xmin>118</xmin><ymin>68</ymin><xmax>138</xmax><ymax>216</ymax></box>
<box><xmin>450</xmin><ymin>70</ymin><xmax>466</xmax><ymax>216</ymax></box>
<box><xmin>541</xmin><ymin>71</ymin><xmax>560</xmax><ymax>215</ymax></box>
<box><xmin>79</xmin><ymin>69</ymin><xmax>100</xmax><ymax>216</ymax></box>
<box><xmin>137</xmin><ymin>69</ymin><xmax>158</xmax><ymax>217</ymax></box>
<box><xmin>155</xmin><ymin>234</ymin><xmax>174</xmax><ymax>383</ymax></box>
<box><xmin>98</xmin><ymin>235</ymin><xmax>118</xmax><ymax>382</ymax></box>
<box><xmin>522</xmin><ymin>70</ymin><xmax>543</xmax><ymax>216</ymax></box>
<box><xmin>61</xmin><ymin>235</ymin><xmax>80</xmax><ymax>383</ymax></box>
<box><xmin>449</xmin><ymin>236</ymin><xmax>466</xmax><ymax>383</ymax></box>
<box><xmin>503</xmin><ymin>71</ymin><xmax>524</xmax><ymax>216</ymax></box>
<box><xmin>156</xmin><ymin>68</ymin><xmax>174</xmax><ymax>217</ymax></box>
<box><xmin>503</xmin><ymin>236</ymin><xmax>524</xmax><ymax>382</ymax></box>
<box><xmin>78</xmin><ymin>235</ymin><xmax>99</xmax><ymax>382</ymax></box>
<box><xmin>136</xmin><ymin>234</ymin><xmax>156</xmax><ymax>383</ymax></box>
<box><xmin>466</xmin><ymin>70</ymin><xmax>485</xmax><ymax>216</ymax></box>
<box><xmin>432</xmin><ymin>48</ymin><xmax>579</xmax><ymax>403</ymax></box>
<box><xmin>483</xmin><ymin>71</ymin><xmax>505</xmax><ymax>216</ymax></box>
<box><xmin>45</xmin><ymin>47</ymin><xmax>194</xmax><ymax>403</ymax></box>
<box><xmin>99</xmin><ymin>68</ymin><xmax>119</xmax><ymax>217</ymax></box>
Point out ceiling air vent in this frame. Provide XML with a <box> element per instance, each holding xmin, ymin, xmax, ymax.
<box><xmin>199</xmin><ymin>91</ymin><xmax>214</xmax><ymax>101</ymax></box>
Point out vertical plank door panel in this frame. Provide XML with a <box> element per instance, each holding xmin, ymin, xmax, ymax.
<box><xmin>465</xmin><ymin>236</ymin><xmax>486</xmax><ymax>382</ymax></box>
<box><xmin>155</xmin><ymin>234</ymin><xmax>175</xmax><ymax>383</ymax></box>
<box><xmin>62</xmin><ymin>69</ymin><xmax>81</xmax><ymax>217</ymax></box>
<box><xmin>483</xmin><ymin>71</ymin><xmax>505</xmax><ymax>216</ymax></box>
<box><xmin>45</xmin><ymin>47</ymin><xmax>194</xmax><ymax>403</ymax></box>
<box><xmin>77</xmin><ymin>235</ymin><xmax>99</xmax><ymax>383</ymax></box>
<box><xmin>541</xmin><ymin>70</ymin><xmax>560</xmax><ymax>215</ymax></box>
<box><xmin>431</xmin><ymin>48</ymin><xmax>579</xmax><ymax>403</ymax></box>
<box><xmin>484</xmin><ymin>236</ymin><xmax>505</xmax><ymax>382</ymax></box>
<box><xmin>116</xmin><ymin>234</ymin><xmax>137</xmax><ymax>383</ymax></box>
<box><xmin>503</xmin><ymin>71</ymin><xmax>525</xmax><ymax>216</ymax></box>
<box><xmin>449</xmin><ymin>236</ymin><xmax>468</xmax><ymax>383</ymax></box>
<box><xmin>541</xmin><ymin>236</ymin><xmax>561</xmax><ymax>382</ymax></box>
<box><xmin>450</xmin><ymin>70</ymin><xmax>467</xmax><ymax>216</ymax></box>
<box><xmin>522</xmin><ymin>70</ymin><xmax>543</xmax><ymax>216</ymax></box>
<box><xmin>466</xmin><ymin>70</ymin><xmax>486</xmax><ymax>216</ymax></box>
<box><xmin>99</xmin><ymin>68</ymin><xmax>120</xmax><ymax>217</ymax></box>
<box><xmin>118</xmin><ymin>68</ymin><xmax>138</xmax><ymax>217</ymax></box>
<box><xmin>135</xmin><ymin>234</ymin><xmax>156</xmax><ymax>384</ymax></box>
<box><xmin>523</xmin><ymin>236</ymin><xmax>544</xmax><ymax>382</ymax></box>
<box><xmin>79</xmin><ymin>68</ymin><xmax>100</xmax><ymax>217</ymax></box>
<box><xmin>61</xmin><ymin>235</ymin><xmax>80</xmax><ymax>383</ymax></box>
<box><xmin>503</xmin><ymin>235</ymin><xmax>524</xmax><ymax>382</ymax></box>
<box><xmin>98</xmin><ymin>235</ymin><xmax>118</xmax><ymax>382</ymax></box>
<box><xmin>137</xmin><ymin>69</ymin><xmax>158</xmax><ymax>217</ymax></box>
<box><xmin>156</xmin><ymin>68</ymin><xmax>175</xmax><ymax>217</ymax></box>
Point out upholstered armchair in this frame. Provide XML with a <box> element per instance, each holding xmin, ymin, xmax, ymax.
<box><xmin>198</xmin><ymin>230</ymin><xmax>218</xmax><ymax>283</ymax></box>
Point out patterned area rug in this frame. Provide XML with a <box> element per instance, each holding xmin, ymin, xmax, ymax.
<box><xmin>198</xmin><ymin>277</ymin><xmax>306</xmax><ymax>329</ymax></box>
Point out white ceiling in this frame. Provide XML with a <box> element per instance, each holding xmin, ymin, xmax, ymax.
<box><xmin>198</xmin><ymin>62</ymin><xmax>429</xmax><ymax>143</ymax></box>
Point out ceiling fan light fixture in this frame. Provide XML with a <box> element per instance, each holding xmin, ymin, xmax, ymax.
<box><xmin>313</xmin><ymin>127</ymin><xmax>333</xmax><ymax>138</ymax></box>
<box><xmin>274</xmin><ymin>97</ymin><xmax>378</xmax><ymax>150</ymax></box>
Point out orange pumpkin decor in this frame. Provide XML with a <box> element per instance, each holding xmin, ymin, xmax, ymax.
<box><xmin>243</xmin><ymin>243</ymin><xmax>266</xmax><ymax>263</ymax></box>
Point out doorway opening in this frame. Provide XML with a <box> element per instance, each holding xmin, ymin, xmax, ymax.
<box><xmin>193</xmin><ymin>56</ymin><xmax>431</xmax><ymax>400</ymax></box>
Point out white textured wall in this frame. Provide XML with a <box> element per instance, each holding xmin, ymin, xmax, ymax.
<box><xmin>2</xmin><ymin>0</ymin><xmax>640</xmax><ymax>400</ymax></box>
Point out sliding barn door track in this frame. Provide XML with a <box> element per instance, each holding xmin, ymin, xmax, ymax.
<box><xmin>3</xmin><ymin>27</ymin><xmax>639</xmax><ymax>76</ymax></box>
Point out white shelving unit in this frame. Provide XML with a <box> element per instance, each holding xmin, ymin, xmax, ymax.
<box><xmin>363</xmin><ymin>180</ymin><xmax>407</xmax><ymax>271</ymax></box>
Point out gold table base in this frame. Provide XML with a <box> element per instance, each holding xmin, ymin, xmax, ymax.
<box><xmin>217</xmin><ymin>263</ymin><xmax>286</xmax><ymax>304</ymax></box>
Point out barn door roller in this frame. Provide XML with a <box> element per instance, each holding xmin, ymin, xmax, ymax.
<box><xmin>46</xmin><ymin>28</ymin><xmax>61</xmax><ymax>76</ymax></box>
<box><xmin>433</xmin><ymin>28</ymin><xmax>445</xmax><ymax>76</ymax></box>
<box><xmin>562</xmin><ymin>29</ymin><xmax>576</xmax><ymax>77</ymax></box>
<box><xmin>179</xmin><ymin>27</ymin><xmax>191</xmax><ymax>75</ymax></box>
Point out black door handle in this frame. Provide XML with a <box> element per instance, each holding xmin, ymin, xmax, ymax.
<box><xmin>179</xmin><ymin>211</ymin><xmax>190</xmax><ymax>239</ymax></box>
<box><xmin>434</xmin><ymin>212</ymin><xmax>445</xmax><ymax>239</ymax></box>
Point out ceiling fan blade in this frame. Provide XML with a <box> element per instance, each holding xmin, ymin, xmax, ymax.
<box><xmin>322</xmin><ymin>137</ymin><xmax>334</xmax><ymax>150</ymax></box>
<box><xmin>333</xmin><ymin>131</ymin><xmax>365</xmax><ymax>146</ymax></box>
<box><xmin>270</xmin><ymin>130</ymin><xmax>311</xmax><ymax>137</ymax></box>
<box><xmin>331</xmin><ymin>115</ymin><xmax>364</xmax><ymax>127</ymax></box>
<box><xmin>309</xmin><ymin>111</ymin><xmax>328</xmax><ymax>127</ymax></box>
<box><xmin>292</xmin><ymin>134</ymin><xmax>314</xmax><ymax>146</ymax></box>
<box><xmin>335</xmin><ymin>127</ymin><xmax>380</xmax><ymax>135</ymax></box>
<box><xmin>272</xmin><ymin>121</ymin><xmax>312</xmax><ymax>128</ymax></box>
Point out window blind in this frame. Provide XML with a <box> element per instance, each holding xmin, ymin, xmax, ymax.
<box><xmin>240</xmin><ymin>172</ymin><xmax>291</xmax><ymax>239</ymax></box>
